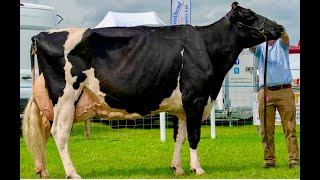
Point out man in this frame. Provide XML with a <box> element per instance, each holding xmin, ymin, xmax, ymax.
<box><xmin>249</xmin><ymin>28</ymin><xmax>299</xmax><ymax>169</ymax></box>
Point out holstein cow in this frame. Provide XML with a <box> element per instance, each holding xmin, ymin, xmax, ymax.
<box><xmin>22</xmin><ymin>2</ymin><xmax>284</xmax><ymax>179</ymax></box>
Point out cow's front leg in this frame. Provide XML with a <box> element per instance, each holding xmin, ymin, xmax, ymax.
<box><xmin>51</xmin><ymin>90</ymin><xmax>81</xmax><ymax>179</ymax></box>
<box><xmin>171</xmin><ymin>117</ymin><xmax>187</xmax><ymax>175</ymax></box>
<box><xmin>184</xmin><ymin>97</ymin><xmax>206</xmax><ymax>176</ymax></box>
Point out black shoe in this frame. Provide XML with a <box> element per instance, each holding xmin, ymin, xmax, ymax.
<box><xmin>263</xmin><ymin>163</ymin><xmax>275</xmax><ymax>169</ymax></box>
<box><xmin>289</xmin><ymin>163</ymin><xmax>299</xmax><ymax>169</ymax></box>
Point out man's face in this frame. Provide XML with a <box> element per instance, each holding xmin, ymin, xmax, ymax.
<box><xmin>268</xmin><ymin>40</ymin><xmax>276</xmax><ymax>46</ymax></box>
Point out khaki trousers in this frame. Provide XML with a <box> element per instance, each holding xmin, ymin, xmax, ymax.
<box><xmin>258</xmin><ymin>87</ymin><xmax>299</xmax><ymax>165</ymax></box>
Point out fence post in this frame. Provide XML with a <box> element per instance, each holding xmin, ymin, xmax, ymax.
<box><xmin>210</xmin><ymin>106</ymin><xmax>216</xmax><ymax>139</ymax></box>
<box><xmin>160</xmin><ymin>112</ymin><xmax>166</xmax><ymax>142</ymax></box>
<box><xmin>84</xmin><ymin>119</ymin><xmax>91</xmax><ymax>139</ymax></box>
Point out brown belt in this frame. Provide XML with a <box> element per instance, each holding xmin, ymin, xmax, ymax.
<box><xmin>261</xmin><ymin>84</ymin><xmax>292</xmax><ymax>91</ymax></box>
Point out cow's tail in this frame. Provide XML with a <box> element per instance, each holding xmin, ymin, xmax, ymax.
<box><xmin>30</xmin><ymin>38</ymin><xmax>37</xmax><ymax>89</ymax></box>
<box><xmin>22</xmin><ymin>95</ymin><xmax>51</xmax><ymax>177</ymax></box>
<box><xmin>22</xmin><ymin>38</ymin><xmax>51</xmax><ymax>177</ymax></box>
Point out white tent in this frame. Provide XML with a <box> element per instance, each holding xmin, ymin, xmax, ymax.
<box><xmin>95</xmin><ymin>11</ymin><xmax>166</xmax><ymax>28</ymax></box>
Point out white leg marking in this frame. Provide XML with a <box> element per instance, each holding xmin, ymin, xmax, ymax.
<box><xmin>202</xmin><ymin>96</ymin><xmax>214</xmax><ymax>121</ymax></box>
<box><xmin>50</xmin><ymin>28</ymin><xmax>88</xmax><ymax>179</ymax></box>
<box><xmin>190</xmin><ymin>148</ymin><xmax>205</xmax><ymax>175</ymax></box>
<box><xmin>171</xmin><ymin>119</ymin><xmax>187</xmax><ymax>175</ymax></box>
<box><xmin>51</xmin><ymin>87</ymin><xmax>81</xmax><ymax>179</ymax></box>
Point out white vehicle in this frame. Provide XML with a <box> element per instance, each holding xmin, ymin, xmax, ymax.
<box><xmin>20</xmin><ymin>3</ymin><xmax>62</xmax><ymax>116</ymax></box>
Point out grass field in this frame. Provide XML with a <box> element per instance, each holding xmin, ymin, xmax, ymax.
<box><xmin>20</xmin><ymin>122</ymin><xmax>300</xmax><ymax>179</ymax></box>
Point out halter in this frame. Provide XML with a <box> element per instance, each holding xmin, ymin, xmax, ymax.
<box><xmin>237</xmin><ymin>17</ymin><xmax>267</xmax><ymax>41</ymax></box>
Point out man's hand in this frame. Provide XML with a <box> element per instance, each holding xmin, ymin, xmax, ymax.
<box><xmin>280</xmin><ymin>30</ymin><xmax>289</xmax><ymax>46</ymax></box>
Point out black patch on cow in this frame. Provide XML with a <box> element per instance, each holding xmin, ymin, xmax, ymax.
<box><xmin>72</xmin><ymin>73</ymin><xmax>87</xmax><ymax>90</ymax></box>
<box><xmin>32</xmin><ymin>31</ymin><xmax>68</xmax><ymax>105</ymax></box>
<box><xmin>88</xmin><ymin>27</ymin><xmax>184</xmax><ymax>115</ymax></box>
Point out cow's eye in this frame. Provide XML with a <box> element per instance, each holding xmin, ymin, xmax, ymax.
<box><xmin>246</xmin><ymin>11</ymin><xmax>256</xmax><ymax>21</ymax></box>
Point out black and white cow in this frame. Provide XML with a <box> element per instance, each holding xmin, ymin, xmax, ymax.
<box><xmin>22</xmin><ymin>2</ymin><xmax>284</xmax><ymax>179</ymax></box>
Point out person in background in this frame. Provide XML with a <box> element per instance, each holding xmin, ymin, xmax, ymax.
<box><xmin>249</xmin><ymin>27</ymin><xmax>299</xmax><ymax>169</ymax></box>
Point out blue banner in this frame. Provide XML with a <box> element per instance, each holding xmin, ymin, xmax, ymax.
<box><xmin>171</xmin><ymin>0</ymin><xmax>191</xmax><ymax>25</ymax></box>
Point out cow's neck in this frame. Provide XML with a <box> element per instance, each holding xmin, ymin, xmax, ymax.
<box><xmin>198</xmin><ymin>17</ymin><xmax>243</xmax><ymax>74</ymax></box>
<box><xmin>196</xmin><ymin>16</ymin><xmax>244</xmax><ymax>100</ymax></box>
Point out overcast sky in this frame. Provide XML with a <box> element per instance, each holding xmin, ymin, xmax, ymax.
<box><xmin>20</xmin><ymin>0</ymin><xmax>300</xmax><ymax>45</ymax></box>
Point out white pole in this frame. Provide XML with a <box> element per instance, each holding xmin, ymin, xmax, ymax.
<box><xmin>160</xmin><ymin>112</ymin><xmax>166</xmax><ymax>142</ymax></box>
<box><xmin>210</xmin><ymin>106</ymin><xmax>216</xmax><ymax>139</ymax></box>
<box><xmin>84</xmin><ymin>119</ymin><xmax>91</xmax><ymax>139</ymax></box>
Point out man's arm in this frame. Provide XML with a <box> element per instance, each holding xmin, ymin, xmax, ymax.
<box><xmin>280</xmin><ymin>31</ymin><xmax>289</xmax><ymax>46</ymax></box>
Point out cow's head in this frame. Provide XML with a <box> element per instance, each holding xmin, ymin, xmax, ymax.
<box><xmin>228</xmin><ymin>1</ymin><xmax>284</xmax><ymax>47</ymax></box>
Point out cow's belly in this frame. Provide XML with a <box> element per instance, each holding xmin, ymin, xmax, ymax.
<box><xmin>73</xmin><ymin>86</ymin><xmax>183</xmax><ymax>122</ymax></box>
<box><xmin>34</xmin><ymin>71</ymin><xmax>214</xmax><ymax>123</ymax></box>
<box><xmin>73</xmin><ymin>87</ymin><xmax>138</xmax><ymax>122</ymax></box>
<box><xmin>74</xmin><ymin>85</ymin><xmax>214</xmax><ymax>123</ymax></box>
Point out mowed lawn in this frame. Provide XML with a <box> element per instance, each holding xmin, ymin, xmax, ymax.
<box><xmin>20</xmin><ymin>122</ymin><xmax>300</xmax><ymax>179</ymax></box>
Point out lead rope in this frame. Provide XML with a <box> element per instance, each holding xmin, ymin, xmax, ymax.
<box><xmin>236</xmin><ymin>17</ymin><xmax>270</xmax><ymax>149</ymax></box>
<box><xmin>263</xmin><ymin>41</ymin><xmax>270</xmax><ymax>150</ymax></box>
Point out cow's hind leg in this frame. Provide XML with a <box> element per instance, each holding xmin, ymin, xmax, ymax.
<box><xmin>184</xmin><ymin>97</ymin><xmax>206</xmax><ymax>175</ymax></box>
<box><xmin>22</xmin><ymin>96</ymin><xmax>51</xmax><ymax>178</ymax></box>
<box><xmin>51</xmin><ymin>95</ymin><xmax>81</xmax><ymax>179</ymax></box>
<box><xmin>171</xmin><ymin>116</ymin><xmax>187</xmax><ymax>175</ymax></box>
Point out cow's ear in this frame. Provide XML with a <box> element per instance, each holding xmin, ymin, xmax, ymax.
<box><xmin>229</xmin><ymin>4</ymin><xmax>240</xmax><ymax>22</ymax></box>
<box><xmin>231</xmin><ymin>1</ymin><xmax>239</xmax><ymax>9</ymax></box>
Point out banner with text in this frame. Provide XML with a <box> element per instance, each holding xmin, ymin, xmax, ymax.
<box><xmin>252</xmin><ymin>92</ymin><xmax>300</xmax><ymax>125</ymax></box>
<box><xmin>171</xmin><ymin>0</ymin><xmax>191</xmax><ymax>25</ymax></box>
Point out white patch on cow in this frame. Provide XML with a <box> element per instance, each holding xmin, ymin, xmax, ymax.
<box><xmin>202</xmin><ymin>97</ymin><xmax>214</xmax><ymax>121</ymax></box>
<box><xmin>157</xmin><ymin>59</ymin><xmax>185</xmax><ymax>119</ymax></box>
<box><xmin>171</xmin><ymin>119</ymin><xmax>187</xmax><ymax>175</ymax></box>
<box><xmin>64</xmin><ymin>28</ymin><xmax>88</xmax><ymax>99</ymax></box>
<box><xmin>62</xmin><ymin>28</ymin><xmax>88</xmax><ymax>58</ymax></box>
<box><xmin>82</xmin><ymin>68</ymin><xmax>106</xmax><ymax>103</ymax></box>
<box><xmin>181</xmin><ymin>48</ymin><xmax>184</xmax><ymax>57</ymax></box>
<box><xmin>158</xmin><ymin>84</ymin><xmax>183</xmax><ymax>116</ymax></box>
<box><xmin>190</xmin><ymin>148</ymin><xmax>205</xmax><ymax>175</ymax></box>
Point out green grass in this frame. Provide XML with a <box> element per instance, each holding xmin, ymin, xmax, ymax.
<box><xmin>20</xmin><ymin>123</ymin><xmax>300</xmax><ymax>179</ymax></box>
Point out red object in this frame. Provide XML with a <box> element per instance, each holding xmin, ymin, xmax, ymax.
<box><xmin>289</xmin><ymin>40</ymin><xmax>300</xmax><ymax>54</ymax></box>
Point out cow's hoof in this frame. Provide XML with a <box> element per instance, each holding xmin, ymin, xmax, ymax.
<box><xmin>190</xmin><ymin>167</ymin><xmax>206</xmax><ymax>176</ymax></box>
<box><xmin>35</xmin><ymin>168</ymin><xmax>49</xmax><ymax>179</ymax></box>
<box><xmin>65</xmin><ymin>172</ymin><xmax>82</xmax><ymax>179</ymax></box>
<box><xmin>170</xmin><ymin>166</ymin><xmax>185</xmax><ymax>176</ymax></box>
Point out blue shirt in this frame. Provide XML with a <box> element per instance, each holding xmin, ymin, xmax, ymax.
<box><xmin>249</xmin><ymin>39</ymin><xmax>292</xmax><ymax>87</ymax></box>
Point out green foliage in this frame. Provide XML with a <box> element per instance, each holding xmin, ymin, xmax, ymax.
<box><xmin>20</xmin><ymin>123</ymin><xmax>300</xmax><ymax>179</ymax></box>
